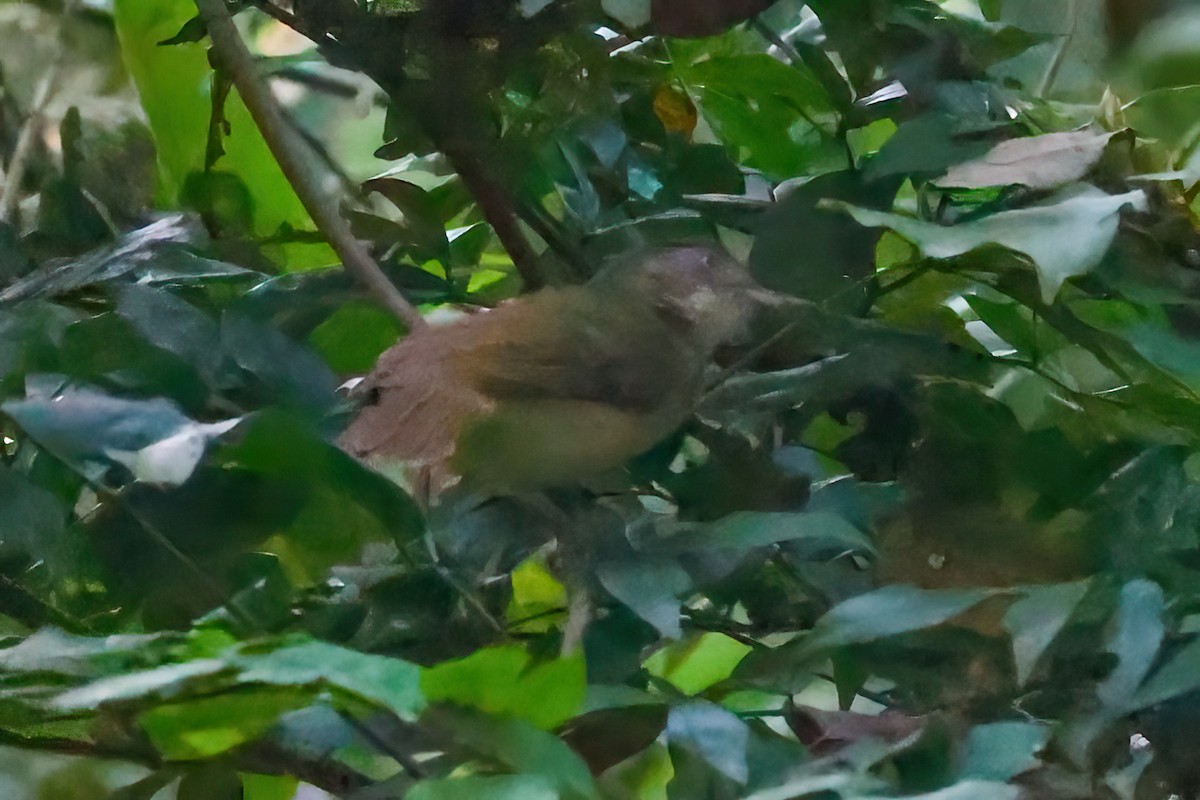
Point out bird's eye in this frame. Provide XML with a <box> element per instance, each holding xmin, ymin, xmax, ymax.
<box><xmin>364</xmin><ymin>386</ymin><xmax>382</xmax><ymax>406</ymax></box>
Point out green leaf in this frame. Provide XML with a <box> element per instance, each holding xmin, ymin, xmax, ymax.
<box><xmin>157</xmin><ymin>15</ymin><xmax>207</xmax><ymax>46</ymax></box>
<box><xmin>116</xmin><ymin>284</ymin><xmax>224</xmax><ymax>387</ymax></box>
<box><xmin>235</xmin><ymin>640</ymin><xmax>425</xmax><ymax>721</ymax></box>
<box><xmin>596</xmin><ymin>557</ymin><xmax>691</xmax><ymax>639</ymax></box>
<box><xmin>53</xmin><ymin>660</ymin><xmax>228</xmax><ymax>710</ymax></box>
<box><xmin>1003</xmin><ymin>579</ymin><xmax>1091</xmax><ymax>687</ymax></box>
<box><xmin>307</xmin><ymin>302</ymin><xmax>402</xmax><ymax>374</ymax></box>
<box><xmin>1097</xmin><ymin>579</ymin><xmax>1165</xmax><ymax>710</ymax></box>
<box><xmin>832</xmin><ymin>187</ymin><xmax>1148</xmax><ymax>301</ymax></box>
<box><xmin>680</xmin><ymin>55</ymin><xmax>843</xmax><ymax>178</ymax></box>
<box><xmin>220</xmin><ymin>313</ymin><xmax>339</xmax><ymax>412</ymax></box>
<box><xmin>686</xmin><ymin>511</ymin><xmax>875</xmax><ymax>557</ymax></box>
<box><xmin>3</xmin><ymin>384</ymin><xmax>239</xmax><ymax>486</ymax></box>
<box><xmin>0</xmin><ymin>466</ymin><xmax>70</xmax><ymax>577</ymax></box>
<box><xmin>750</xmin><ymin>171</ymin><xmax>899</xmax><ymax>303</ymax></box>
<box><xmin>435</xmin><ymin>710</ymin><xmax>598</xmax><ymax>800</ymax></box>
<box><xmin>0</xmin><ymin>214</ymin><xmax>249</xmax><ymax>304</ymax></box>
<box><xmin>667</xmin><ymin>702</ymin><xmax>749</xmax><ymax>784</ymax></box>
<box><xmin>111</xmin><ymin>0</ymin><xmax>328</xmax><ymax>269</ymax></box>
<box><xmin>806</xmin><ymin>585</ymin><xmax>991</xmax><ymax>651</ymax></box>
<box><xmin>107</xmin><ymin>771</ymin><xmax>180</xmax><ymax>800</ymax></box>
<box><xmin>1128</xmin><ymin>635</ymin><xmax>1200</xmax><ymax>711</ymax></box>
<box><xmin>408</xmin><ymin>775</ymin><xmax>558</xmax><ymax>800</ymax></box>
<box><xmin>177</xmin><ymin>764</ymin><xmax>241</xmax><ymax>800</ymax></box>
<box><xmin>0</xmin><ymin>627</ymin><xmax>163</xmax><ymax>678</ymax></box>
<box><xmin>858</xmin><ymin>780</ymin><xmax>1020</xmax><ymax>800</ymax></box>
<box><xmin>644</xmin><ymin>633</ymin><xmax>753</xmax><ymax>695</ymax></box>
<box><xmin>241</xmin><ymin>774</ymin><xmax>299</xmax><ymax>800</ymax></box>
<box><xmin>422</xmin><ymin>646</ymin><xmax>585</xmax><ymax>730</ymax></box>
<box><xmin>507</xmin><ymin>557</ymin><xmax>567</xmax><ymax>634</ymax></box>
<box><xmin>140</xmin><ymin>689</ymin><xmax>310</xmax><ymax>760</ymax></box>
<box><xmin>959</xmin><ymin>721</ymin><xmax>1047</xmax><ymax>781</ymax></box>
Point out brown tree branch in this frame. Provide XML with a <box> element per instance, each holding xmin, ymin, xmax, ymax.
<box><xmin>193</xmin><ymin>0</ymin><xmax>427</xmax><ymax>332</ymax></box>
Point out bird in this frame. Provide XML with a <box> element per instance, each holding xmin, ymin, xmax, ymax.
<box><xmin>337</xmin><ymin>244</ymin><xmax>764</xmax><ymax>502</ymax></box>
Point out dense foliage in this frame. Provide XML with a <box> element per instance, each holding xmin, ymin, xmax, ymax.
<box><xmin>1</xmin><ymin>0</ymin><xmax>1200</xmax><ymax>798</ymax></box>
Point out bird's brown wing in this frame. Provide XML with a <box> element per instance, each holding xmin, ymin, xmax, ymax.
<box><xmin>463</xmin><ymin>288</ymin><xmax>702</xmax><ymax>413</ymax></box>
<box><xmin>336</xmin><ymin>326</ymin><xmax>491</xmax><ymax>472</ymax></box>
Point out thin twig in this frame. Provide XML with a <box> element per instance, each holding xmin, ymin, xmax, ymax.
<box><xmin>345</xmin><ymin>717</ymin><xmax>427</xmax><ymax>779</ymax></box>
<box><xmin>1036</xmin><ymin>0</ymin><xmax>1078</xmax><ymax>99</ymax></box>
<box><xmin>443</xmin><ymin>146</ymin><xmax>545</xmax><ymax>290</ymax></box>
<box><xmin>245</xmin><ymin>0</ymin><xmax>343</xmax><ymax>52</ymax></box>
<box><xmin>0</xmin><ymin>70</ymin><xmax>58</xmax><ymax>223</ymax></box>
<box><xmin>193</xmin><ymin>0</ymin><xmax>427</xmax><ymax>331</ymax></box>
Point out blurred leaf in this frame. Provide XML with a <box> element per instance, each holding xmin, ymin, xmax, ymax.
<box><xmin>408</xmin><ymin>775</ymin><xmax>558</xmax><ymax>800</ymax></box>
<box><xmin>422</xmin><ymin>646</ymin><xmax>585</xmax><ymax>730</ymax></box>
<box><xmin>934</xmin><ymin>130</ymin><xmax>1124</xmax><ymax>190</ymax></box>
<box><xmin>107</xmin><ymin>772</ymin><xmax>179</xmax><ymax>800</ymax></box>
<box><xmin>434</xmin><ymin>710</ymin><xmax>598</xmax><ymax>800</ymax></box>
<box><xmin>958</xmin><ymin>721</ymin><xmax>1047</xmax><ymax>781</ymax></box>
<box><xmin>0</xmin><ymin>465</ymin><xmax>70</xmax><ymax>575</ymax></box>
<box><xmin>111</xmin><ymin>0</ymin><xmax>325</xmax><ymax>268</ymax></box>
<box><xmin>1122</xmin><ymin>86</ymin><xmax>1200</xmax><ymax>150</ymax></box>
<box><xmin>3</xmin><ymin>384</ymin><xmax>239</xmax><ymax>486</ymax></box>
<box><xmin>53</xmin><ymin>660</ymin><xmax>228</xmax><ymax>710</ymax></box>
<box><xmin>307</xmin><ymin>301</ymin><xmax>402</xmax><ymax>374</ymax></box>
<box><xmin>683</xmin><ymin>511</ymin><xmax>874</xmax><ymax>557</ymax></box>
<box><xmin>140</xmin><ymin>690</ymin><xmax>308</xmax><ymax>760</ymax></box>
<box><xmin>597</xmin><ymin>557</ymin><xmax>691</xmax><ymax>639</ymax></box>
<box><xmin>680</xmin><ymin>55</ymin><xmax>842</xmax><ymax>178</ymax></box>
<box><xmin>644</xmin><ymin>633</ymin><xmax>753</xmax><ymax>695</ymax></box>
<box><xmin>667</xmin><ymin>702</ymin><xmax>749</xmax><ymax>784</ymax></box>
<box><xmin>750</xmin><ymin>171</ymin><xmax>900</xmax><ymax>303</ymax></box>
<box><xmin>241</xmin><ymin>774</ymin><xmax>298</xmax><ymax>800</ymax></box>
<box><xmin>221</xmin><ymin>313</ymin><xmax>339</xmax><ymax>412</ymax></box>
<box><xmin>235</xmin><ymin>639</ymin><xmax>425</xmax><ymax>721</ymax></box>
<box><xmin>363</xmin><ymin>178</ymin><xmax>451</xmax><ymax>257</ymax></box>
<box><xmin>806</xmin><ymin>585</ymin><xmax>991</xmax><ymax>651</ymax></box>
<box><xmin>865</xmin><ymin>115</ymin><xmax>998</xmax><ymax>182</ymax></box>
<box><xmin>507</xmin><ymin>557</ymin><xmax>567</xmax><ymax>634</ymax></box>
<box><xmin>177</xmin><ymin>764</ymin><xmax>241</xmax><ymax>800</ymax></box>
<box><xmin>0</xmin><ymin>215</ymin><xmax>250</xmax><ymax>304</ymax></box>
<box><xmin>1096</xmin><ymin>579</ymin><xmax>1165</xmax><ymax>709</ymax></box>
<box><xmin>833</xmin><ymin>187</ymin><xmax>1148</xmax><ymax>301</ymax></box>
<box><xmin>1128</xmin><ymin>638</ymin><xmax>1200</xmax><ymax>711</ymax></box>
<box><xmin>115</xmin><ymin>284</ymin><xmax>225</xmax><ymax>387</ymax></box>
<box><xmin>1002</xmin><ymin>580</ymin><xmax>1091</xmax><ymax>687</ymax></box>
<box><xmin>858</xmin><ymin>781</ymin><xmax>1020</xmax><ymax>800</ymax></box>
<box><xmin>0</xmin><ymin>627</ymin><xmax>161</xmax><ymax>677</ymax></box>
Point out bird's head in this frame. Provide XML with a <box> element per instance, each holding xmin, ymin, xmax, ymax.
<box><xmin>595</xmin><ymin>243</ymin><xmax>765</xmax><ymax>350</ymax></box>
